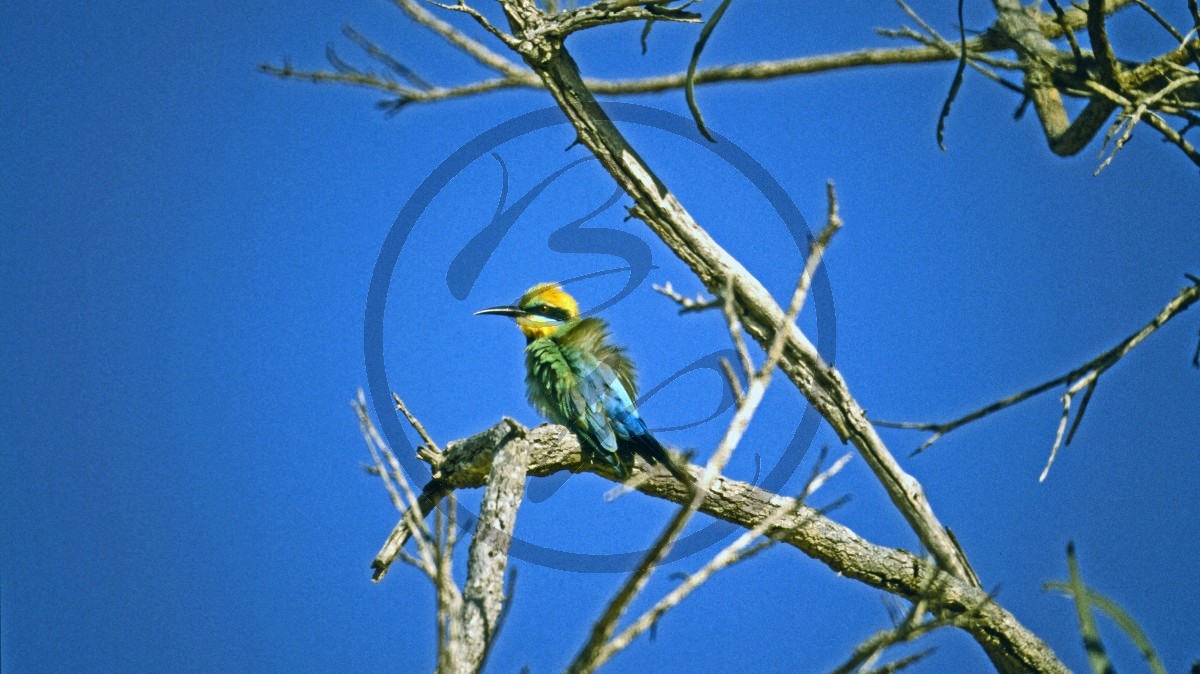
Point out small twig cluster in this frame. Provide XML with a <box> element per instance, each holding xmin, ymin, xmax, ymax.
<box><xmin>262</xmin><ymin>0</ymin><xmax>1200</xmax><ymax>167</ymax></box>
<box><xmin>358</xmin><ymin>390</ymin><xmax>529</xmax><ymax>674</ymax></box>
<box><xmin>827</xmin><ymin>572</ymin><xmax>997</xmax><ymax>674</ymax></box>
<box><xmin>353</xmin><ymin>390</ymin><xmax>463</xmax><ymax>670</ymax></box>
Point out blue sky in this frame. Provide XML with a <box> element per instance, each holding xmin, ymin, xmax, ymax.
<box><xmin>3</xmin><ymin>1</ymin><xmax>1198</xmax><ymax>672</ymax></box>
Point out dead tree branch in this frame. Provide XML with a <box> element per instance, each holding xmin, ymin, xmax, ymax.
<box><xmin>263</xmin><ymin>0</ymin><xmax>1200</xmax><ymax>165</ymax></box>
<box><xmin>272</xmin><ymin>4</ymin><xmax>1200</xmax><ymax>673</ymax></box>
<box><xmin>875</xmin><ymin>278</ymin><xmax>1200</xmax><ymax>479</ymax></box>
<box><xmin>566</xmin><ymin>183</ymin><xmax>843</xmax><ymax>674</ymax></box>
<box><xmin>381</xmin><ymin>419</ymin><xmax>1070</xmax><ymax>674</ymax></box>
<box><xmin>448</xmin><ymin>419</ymin><xmax>529</xmax><ymax>673</ymax></box>
<box><xmin>600</xmin><ymin>449</ymin><xmax>853</xmax><ymax>664</ymax></box>
<box><xmin>359</xmin><ymin>390</ymin><xmax>531</xmax><ymax>674</ymax></box>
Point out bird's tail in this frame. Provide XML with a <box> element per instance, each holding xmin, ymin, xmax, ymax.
<box><xmin>624</xmin><ymin>432</ymin><xmax>695</xmax><ymax>487</ymax></box>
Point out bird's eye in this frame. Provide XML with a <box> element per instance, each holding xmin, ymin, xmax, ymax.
<box><xmin>526</xmin><ymin>304</ymin><xmax>570</xmax><ymax>321</ymax></box>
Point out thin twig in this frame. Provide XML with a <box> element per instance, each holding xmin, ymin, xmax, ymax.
<box><xmin>369</xmin><ymin>392</ymin><xmax>477</xmax><ymax>583</ymax></box>
<box><xmin>718</xmin><ymin>356</ymin><xmax>745</xmax><ymax>404</ymax></box>
<box><xmin>721</xmin><ymin>278</ymin><xmax>755</xmax><ymax>381</ymax></box>
<box><xmin>1044</xmin><ymin>579</ymin><xmax>1168</xmax><ymax>674</ymax></box>
<box><xmin>353</xmin><ymin>390</ymin><xmax>438</xmax><ymax>577</ymax></box>
<box><xmin>394</xmin><ymin>392</ymin><xmax>444</xmax><ymax>455</ymax></box>
<box><xmin>1065</xmin><ymin>542</ymin><xmax>1113</xmax><ymax>674</ymax></box>
<box><xmin>425</xmin><ymin>0</ymin><xmax>520</xmax><ymax>48</ymax></box>
<box><xmin>827</xmin><ymin>578</ymin><xmax>997</xmax><ymax>674</ymax></box>
<box><xmin>1046</xmin><ymin>0</ymin><xmax>1085</xmax><ymax>65</ymax></box>
<box><xmin>1094</xmin><ymin>73</ymin><xmax>1200</xmax><ymax>174</ymax></box>
<box><xmin>876</xmin><ymin>280</ymin><xmax>1200</xmax><ymax>463</ymax></box>
<box><xmin>759</xmin><ymin>181</ymin><xmax>842</xmax><ymax>377</ymax></box>
<box><xmin>1132</xmin><ymin>0</ymin><xmax>1185</xmax><ymax>42</ymax></box>
<box><xmin>341</xmin><ymin>24</ymin><xmax>433</xmax><ymax>90</ymax></box>
<box><xmin>893</xmin><ymin>0</ymin><xmax>968</xmax><ymax>150</ymax></box>
<box><xmin>828</xmin><ymin>594</ymin><xmax>936</xmax><ymax>673</ymax></box>
<box><xmin>652</xmin><ymin>281</ymin><xmax>720</xmax><ymax>313</ymax></box>
<box><xmin>393</xmin><ymin>0</ymin><xmax>526</xmax><ymax>75</ymax></box>
<box><xmin>877</xmin><ymin>25</ymin><xmax>1024</xmax><ymax>93</ymax></box>
<box><xmin>598</xmin><ymin>450</ymin><xmax>853</xmax><ymax>661</ymax></box>
<box><xmin>863</xmin><ymin>648</ymin><xmax>938</xmax><ymax>674</ymax></box>
<box><xmin>684</xmin><ymin>0</ymin><xmax>734</xmax><ymax>142</ymax></box>
<box><xmin>1135</xmin><ymin>102</ymin><xmax>1200</xmax><ymax>167</ymax></box>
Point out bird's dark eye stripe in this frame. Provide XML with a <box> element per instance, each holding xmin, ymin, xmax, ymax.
<box><xmin>527</xmin><ymin>305</ymin><xmax>571</xmax><ymax>321</ymax></box>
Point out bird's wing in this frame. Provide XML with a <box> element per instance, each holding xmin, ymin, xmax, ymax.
<box><xmin>561</xmin><ymin>318</ymin><xmax>668</xmax><ymax>467</ymax></box>
<box><xmin>564</xmin><ymin>353</ymin><xmax>620</xmax><ymax>456</ymax></box>
<box><xmin>566</xmin><ymin>318</ymin><xmax>639</xmax><ymax>400</ymax></box>
<box><xmin>580</xmin><ymin>356</ymin><xmax>676</xmax><ymax>471</ymax></box>
<box><xmin>602</xmin><ymin>375</ymin><xmax>671</xmax><ymax>467</ymax></box>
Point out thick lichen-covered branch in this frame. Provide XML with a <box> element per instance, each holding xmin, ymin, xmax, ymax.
<box><xmin>381</xmin><ymin>420</ymin><xmax>1069</xmax><ymax>674</ymax></box>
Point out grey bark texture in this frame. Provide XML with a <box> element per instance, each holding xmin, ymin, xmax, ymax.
<box><xmin>445</xmin><ymin>423</ymin><xmax>530</xmax><ymax>674</ymax></box>
<box><xmin>416</xmin><ymin>420</ymin><xmax>1070</xmax><ymax>674</ymax></box>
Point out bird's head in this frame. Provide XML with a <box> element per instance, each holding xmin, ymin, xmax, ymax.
<box><xmin>475</xmin><ymin>282</ymin><xmax>580</xmax><ymax>340</ymax></box>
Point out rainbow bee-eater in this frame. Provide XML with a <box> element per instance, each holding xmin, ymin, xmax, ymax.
<box><xmin>476</xmin><ymin>283</ymin><xmax>691</xmax><ymax>484</ymax></box>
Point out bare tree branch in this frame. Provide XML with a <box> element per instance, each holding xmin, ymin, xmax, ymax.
<box><xmin>395</xmin><ymin>0</ymin><xmax>526</xmax><ymax>75</ymax></box>
<box><xmin>266</xmin><ymin>0</ymin><xmax>1200</xmax><ymax>168</ymax></box>
<box><xmin>353</xmin><ymin>390</ymin><xmax>466</xmax><ymax>670</ymax></box>
<box><xmin>599</xmin><ymin>449</ymin><xmax>853</xmax><ymax>662</ymax></box>
<box><xmin>262</xmin><ymin>0</ymin><xmax>1200</xmax><ymax>163</ymax></box>
<box><xmin>388</xmin><ymin>419</ymin><xmax>1070</xmax><ymax>674</ymax></box>
<box><xmin>1087</xmin><ymin>78</ymin><xmax>1200</xmax><ymax>168</ymax></box>
<box><xmin>875</xmin><ymin>279</ymin><xmax>1200</xmax><ymax>476</ymax></box>
<box><xmin>355</xmin><ymin>390</ymin><xmax>439</xmax><ymax>577</ymax></box>
<box><xmin>489</xmin><ymin>1</ymin><xmax>978</xmax><ymax>591</ymax></box>
<box><xmin>371</xmin><ymin>419</ymin><xmax>519</xmax><ymax>581</ymax></box>
<box><xmin>448</xmin><ymin>418</ymin><xmax>530</xmax><ymax>673</ymax></box>
<box><xmin>550</xmin><ymin>0</ymin><xmax>701</xmax><ymax>37</ymax></box>
<box><xmin>280</xmin><ymin>4</ymin><xmax>1199</xmax><ymax>673</ymax></box>
<box><xmin>652</xmin><ymin>280</ymin><xmax>719</xmax><ymax>314</ymax></box>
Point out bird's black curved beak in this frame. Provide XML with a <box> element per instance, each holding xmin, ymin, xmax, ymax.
<box><xmin>474</xmin><ymin>305</ymin><xmax>526</xmax><ymax>318</ymax></box>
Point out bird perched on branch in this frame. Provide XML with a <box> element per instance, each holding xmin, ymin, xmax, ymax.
<box><xmin>476</xmin><ymin>282</ymin><xmax>692</xmax><ymax>485</ymax></box>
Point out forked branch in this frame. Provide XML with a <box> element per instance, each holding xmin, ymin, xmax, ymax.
<box><xmin>876</xmin><ymin>277</ymin><xmax>1200</xmax><ymax>480</ymax></box>
<box><xmin>380</xmin><ymin>418</ymin><xmax>1069</xmax><ymax>674</ymax></box>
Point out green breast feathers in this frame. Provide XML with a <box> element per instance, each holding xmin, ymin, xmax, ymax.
<box><xmin>523</xmin><ymin>317</ymin><xmax>637</xmax><ymax>428</ymax></box>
